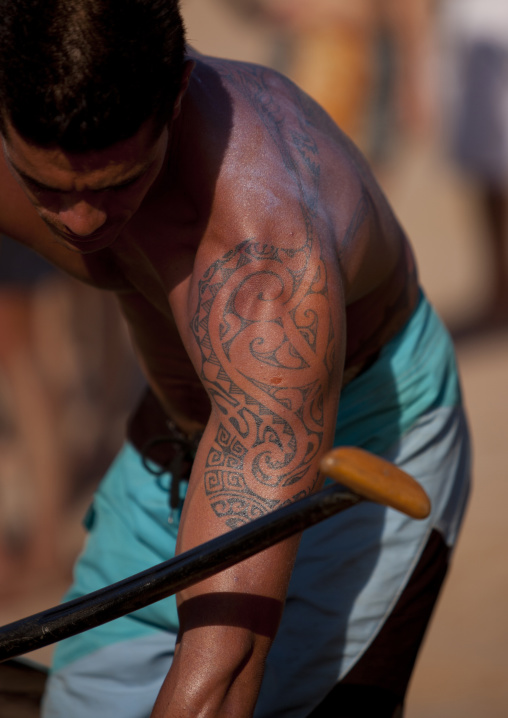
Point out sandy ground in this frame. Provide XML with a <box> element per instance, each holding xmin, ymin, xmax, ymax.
<box><xmin>1</xmin><ymin>3</ymin><xmax>508</xmax><ymax>716</ymax></box>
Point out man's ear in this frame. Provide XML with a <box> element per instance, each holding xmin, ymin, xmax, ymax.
<box><xmin>172</xmin><ymin>60</ymin><xmax>196</xmax><ymax>120</ymax></box>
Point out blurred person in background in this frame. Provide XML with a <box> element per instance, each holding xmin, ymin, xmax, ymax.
<box><xmin>438</xmin><ymin>0</ymin><xmax>508</xmax><ymax>333</ymax></box>
<box><xmin>0</xmin><ymin>235</ymin><xmax>141</xmax><ymax>584</ymax></box>
<box><xmin>0</xmin><ymin>236</ymin><xmax>65</xmax><ymax>578</ymax></box>
<box><xmin>219</xmin><ymin>0</ymin><xmax>435</xmax><ymax>163</ymax></box>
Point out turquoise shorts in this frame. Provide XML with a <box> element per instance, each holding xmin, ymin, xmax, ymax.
<box><xmin>42</xmin><ymin>292</ymin><xmax>471</xmax><ymax>718</ymax></box>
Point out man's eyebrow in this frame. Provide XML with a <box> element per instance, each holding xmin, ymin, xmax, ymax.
<box><xmin>10</xmin><ymin>164</ymin><xmax>63</xmax><ymax>192</ymax></box>
<box><xmin>9</xmin><ymin>160</ymin><xmax>150</xmax><ymax>193</ymax></box>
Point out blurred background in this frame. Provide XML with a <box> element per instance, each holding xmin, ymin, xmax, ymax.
<box><xmin>1</xmin><ymin>1</ymin><xmax>508</xmax><ymax>716</ymax></box>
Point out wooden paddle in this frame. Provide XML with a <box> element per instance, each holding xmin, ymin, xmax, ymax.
<box><xmin>321</xmin><ymin>447</ymin><xmax>431</xmax><ymax>519</ymax></box>
<box><xmin>0</xmin><ymin>447</ymin><xmax>430</xmax><ymax>662</ymax></box>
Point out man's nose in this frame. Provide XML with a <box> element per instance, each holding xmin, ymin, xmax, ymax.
<box><xmin>58</xmin><ymin>198</ymin><xmax>107</xmax><ymax>237</ymax></box>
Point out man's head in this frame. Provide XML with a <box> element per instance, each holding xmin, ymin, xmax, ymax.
<box><xmin>0</xmin><ymin>0</ymin><xmax>187</xmax><ymax>152</ymax></box>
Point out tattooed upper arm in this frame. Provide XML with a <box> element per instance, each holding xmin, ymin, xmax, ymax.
<box><xmin>185</xmin><ymin>61</ymin><xmax>345</xmax><ymax>530</ymax></box>
<box><xmin>190</xmin><ymin>236</ymin><xmax>342</xmax><ymax>530</ymax></box>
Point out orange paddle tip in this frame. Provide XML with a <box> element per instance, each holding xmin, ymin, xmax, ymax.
<box><xmin>320</xmin><ymin>447</ymin><xmax>431</xmax><ymax>520</ymax></box>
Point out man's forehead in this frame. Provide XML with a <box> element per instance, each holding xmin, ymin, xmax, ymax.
<box><xmin>3</xmin><ymin>114</ymin><xmax>164</xmax><ymax>164</ymax></box>
<box><xmin>2</xmin><ymin>118</ymin><xmax>167</xmax><ymax>191</ymax></box>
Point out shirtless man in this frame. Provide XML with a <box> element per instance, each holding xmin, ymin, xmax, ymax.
<box><xmin>0</xmin><ymin>1</ymin><xmax>470</xmax><ymax>717</ymax></box>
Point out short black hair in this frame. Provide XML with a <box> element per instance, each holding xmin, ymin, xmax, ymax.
<box><xmin>0</xmin><ymin>0</ymin><xmax>186</xmax><ymax>151</ymax></box>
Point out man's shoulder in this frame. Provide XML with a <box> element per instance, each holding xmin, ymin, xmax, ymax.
<box><xmin>188</xmin><ymin>48</ymin><xmax>321</xmax><ymax>135</ymax></box>
<box><xmin>182</xmin><ymin>50</ymin><xmax>403</xmax><ymax>288</ymax></box>
<box><xmin>189</xmin><ymin>48</ymin><xmax>286</xmax><ymax>87</ymax></box>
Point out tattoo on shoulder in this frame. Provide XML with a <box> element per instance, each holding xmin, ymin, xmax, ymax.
<box><xmin>341</xmin><ymin>188</ymin><xmax>371</xmax><ymax>256</ymax></box>
<box><xmin>219</xmin><ymin>62</ymin><xmax>321</xmax><ymax>214</ymax></box>
<box><xmin>191</xmin><ymin>239</ymin><xmax>337</xmax><ymax>529</ymax></box>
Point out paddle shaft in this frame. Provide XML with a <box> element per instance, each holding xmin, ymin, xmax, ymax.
<box><xmin>0</xmin><ymin>446</ymin><xmax>431</xmax><ymax>661</ymax></box>
<box><xmin>0</xmin><ymin>483</ymin><xmax>361</xmax><ymax>661</ymax></box>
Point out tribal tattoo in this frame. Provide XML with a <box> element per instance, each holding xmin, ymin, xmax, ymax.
<box><xmin>191</xmin><ymin>65</ymin><xmax>337</xmax><ymax>528</ymax></box>
<box><xmin>191</xmin><ymin>240</ymin><xmax>335</xmax><ymax>529</ymax></box>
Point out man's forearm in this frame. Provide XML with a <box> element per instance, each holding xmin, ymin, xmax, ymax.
<box><xmin>151</xmin><ymin>624</ymin><xmax>271</xmax><ymax>718</ymax></box>
<box><xmin>150</xmin><ymin>513</ymin><xmax>300</xmax><ymax>718</ymax></box>
<box><xmin>150</xmin><ymin>570</ymin><xmax>290</xmax><ymax>717</ymax></box>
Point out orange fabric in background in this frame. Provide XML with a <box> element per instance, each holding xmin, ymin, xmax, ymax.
<box><xmin>290</xmin><ymin>23</ymin><xmax>375</xmax><ymax>147</ymax></box>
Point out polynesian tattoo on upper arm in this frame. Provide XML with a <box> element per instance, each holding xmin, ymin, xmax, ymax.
<box><xmin>190</xmin><ymin>64</ymin><xmax>339</xmax><ymax>529</ymax></box>
<box><xmin>191</xmin><ymin>240</ymin><xmax>337</xmax><ymax>529</ymax></box>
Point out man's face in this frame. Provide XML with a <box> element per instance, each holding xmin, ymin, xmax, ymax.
<box><xmin>2</xmin><ymin>119</ymin><xmax>169</xmax><ymax>254</ymax></box>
